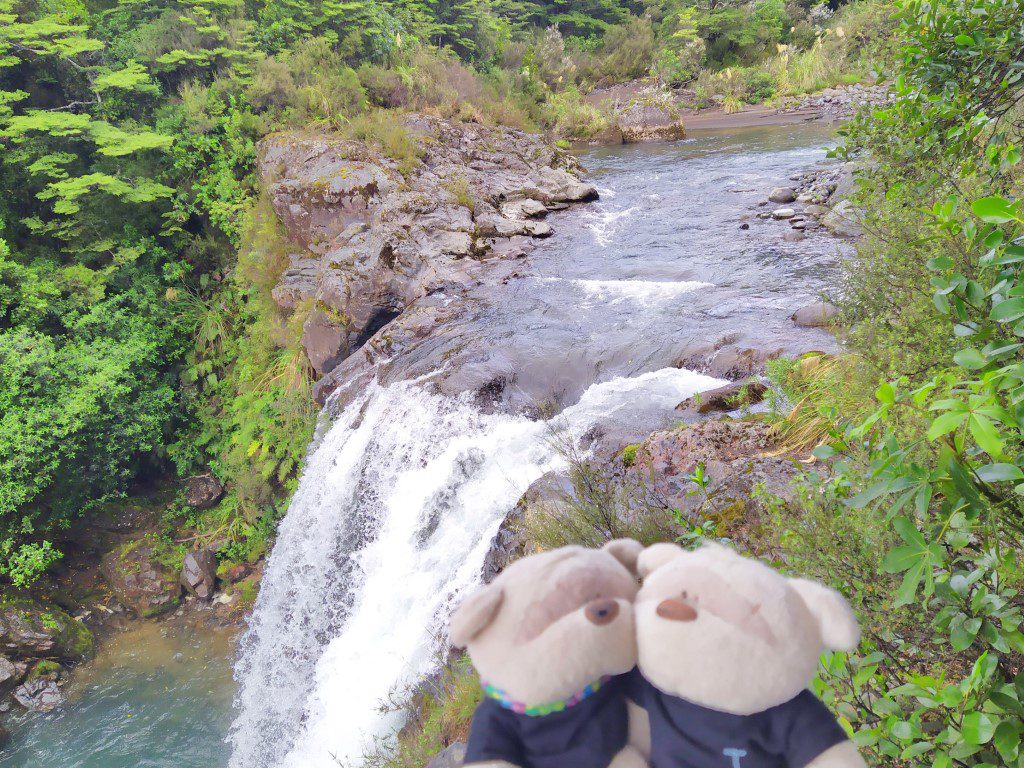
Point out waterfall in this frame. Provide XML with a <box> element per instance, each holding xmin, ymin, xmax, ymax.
<box><xmin>230</xmin><ymin>368</ymin><xmax>723</xmax><ymax>768</ymax></box>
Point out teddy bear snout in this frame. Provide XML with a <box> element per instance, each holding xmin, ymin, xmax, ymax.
<box><xmin>584</xmin><ymin>598</ymin><xmax>620</xmax><ymax>625</ymax></box>
<box><xmin>656</xmin><ymin>598</ymin><xmax>698</xmax><ymax>622</ymax></box>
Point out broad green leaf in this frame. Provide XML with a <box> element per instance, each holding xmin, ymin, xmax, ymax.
<box><xmin>991</xmin><ymin>297</ymin><xmax>1024</xmax><ymax>322</ymax></box>
<box><xmin>927</xmin><ymin>410</ymin><xmax>968</xmax><ymax>440</ymax></box>
<box><xmin>962</xmin><ymin>712</ymin><xmax>997</xmax><ymax>745</ymax></box>
<box><xmin>969</xmin><ymin>413</ymin><xmax>1003</xmax><ymax>456</ymax></box>
<box><xmin>953</xmin><ymin>348</ymin><xmax>987</xmax><ymax>369</ymax></box>
<box><xmin>973</xmin><ymin>196</ymin><xmax>1018</xmax><ymax>224</ymax></box>
<box><xmin>975</xmin><ymin>463</ymin><xmax>1024</xmax><ymax>482</ymax></box>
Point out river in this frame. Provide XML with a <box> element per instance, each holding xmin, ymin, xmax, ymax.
<box><xmin>0</xmin><ymin>124</ymin><xmax>845</xmax><ymax>768</ymax></box>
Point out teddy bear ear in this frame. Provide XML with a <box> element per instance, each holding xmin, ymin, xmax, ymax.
<box><xmin>602</xmin><ymin>538</ymin><xmax>643</xmax><ymax>575</ymax></box>
<box><xmin>450</xmin><ymin>585</ymin><xmax>504</xmax><ymax>649</ymax></box>
<box><xmin>637</xmin><ymin>543</ymin><xmax>684</xmax><ymax>579</ymax></box>
<box><xmin>789</xmin><ymin>578</ymin><xmax>861</xmax><ymax>651</ymax></box>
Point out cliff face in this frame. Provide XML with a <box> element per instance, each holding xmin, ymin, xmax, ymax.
<box><xmin>258</xmin><ymin>115</ymin><xmax>598</xmax><ymax>404</ymax></box>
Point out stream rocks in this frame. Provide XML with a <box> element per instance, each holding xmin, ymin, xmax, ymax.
<box><xmin>260</xmin><ymin>115</ymin><xmax>599</xmax><ymax>395</ymax></box>
<box><xmin>184</xmin><ymin>474</ymin><xmax>224</xmax><ymax>510</ymax></box>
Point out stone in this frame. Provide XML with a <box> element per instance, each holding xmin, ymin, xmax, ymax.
<box><xmin>0</xmin><ymin>722</ymin><xmax>9</xmax><ymax>749</ymax></box>
<box><xmin>217</xmin><ymin>562</ymin><xmax>252</xmax><ymax>584</ymax></box>
<box><xmin>100</xmin><ymin>537</ymin><xmax>181</xmax><ymax>618</ymax></box>
<box><xmin>768</xmin><ymin>187</ymin><xmax>797</xmax><ymax>203</ymax></box>
<box><xmin>784</xmin><ymin>231</ymin><xmax>806</xmax><ymax>243</ymax></box>
<box><xmin>0</xmin><ymin>600</ymin><xmax>94</xmax><ymax>662</ymax></box>
<box><xmin>184</xmin><ymin>474</ymin><xmax>223</xmax><ymax>509</ymax></box>
<box><xmin>180</xmin><ymin>549</ymin><xmax>218</xmax><ymax>600</ymax></box>
<box><xmin>302</xmin><ymin>310</ymin><xmax>348</xmax><ymax>376</ymax></box>
<box><xmin>739</xmin><ymin>222</ymin><xmax>749</xmax><ymax>230</ymax></box>
<box><xmin>0</xmin><ymin>656</ymin><xmax>26</xmax><ymax>695</ymax></box>
<box><xmin>500</xmin><ymin>199</ymin><xmax>547</xmax><ymax>219</ymax></box>
<box><xmin>676</xmin><ymin>380</ymin><xmax>768</xmax><ymax>414</ymax></box>
<box><xmin>804</xmin><ymin>204</ymin><xmax>829</xmax><ymax>217</ymax></box>
<box><xmin>791</xmin><ymin>301</ymin><xmax>840</xmax><ymax>327</ymax></box>
<box><xmin>426</xmin><ymin>742</ymin><xmax>467</xmax><ymax>768</ymax></box>
<box><xmin>771</xmin><ymin>208</ymin><xmax>796</xmax><ymax>220</ymax></box>
<box><xmin>13</xmin><ymin>677</ymin><xmax>63</xmax><ymax>713</ymax></box>
<box><xmin>617</xmin><ymin>99</ymin><xmax>686</xmax><ymax>143</ymax></box>
<box><xmin>820</xmin><ymin>199</ymin><xmax>863</xmax><ymax>238</ymax></box>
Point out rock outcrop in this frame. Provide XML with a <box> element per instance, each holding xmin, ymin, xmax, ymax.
<box><xmin>100</xmin><ymin>537</ymin><xmax>181</xmax><ymax>618</ymax></box>
<box><xmin>630</xmin><ymin>420</ymin><xmax>800</xmax><ymax>531</ymax></box>
<box><xmin>0</xmin><ymin>599</ymin><xmax>94</xmax><ymax>662</ymax></box>
<box><xmin>260</xmin><ymin>115</ymin><xmax>599</xmax><ymax>394</ymax></box>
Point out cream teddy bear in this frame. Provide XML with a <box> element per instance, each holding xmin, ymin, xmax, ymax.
<box><xmin>629</xmin><ymin>542</ymin><xmax>867</xmax><ymax>768</ymax></box>
<box><xmin>451</xmin><ymin>540</ymin><xmax>648</xmax><ymax>768</ymax></box>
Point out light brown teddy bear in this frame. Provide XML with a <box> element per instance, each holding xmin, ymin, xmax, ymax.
<box><xmin>629</xmin><ymin>542</ymin><xmax>867</xmax><ymax>768</ymax></box>
<box><xmin>451</xmin><ymin>540</ymin><xmax>648</xmax><ymax>768</ymax></box>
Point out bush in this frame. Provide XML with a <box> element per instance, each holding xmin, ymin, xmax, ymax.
<box><xmin>593</xmin><ymin>15</ymin><xmax>656</xmax><ymax>82</ymax></box>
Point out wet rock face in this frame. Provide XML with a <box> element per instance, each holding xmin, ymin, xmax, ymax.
<box><xmin>259</xmin><ymin>114</ymin><xmax>599</xmax><ymax>395</ymax></box>
<box><xmin>100</xmin><ymin>538</ymin><xmax>181</xmax><ymax>618</ymax></box>
<box><xmin>0</xmin><ymin>599</ymin><xmax>94</xmax><ymax>662</ymax></box>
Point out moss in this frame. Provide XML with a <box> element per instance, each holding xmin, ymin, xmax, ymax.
<box><xmin>140</xmin><ymin>597</ymin><xmax>179</xmax><ymax>619</ymax></box>
<box><xmin>27</xmin><ymin>660</ymin><xmax>62</xmax><ymax>680</ymax></box>
<box><xmin>621</xmin><ymin>444</ymin><xmax>639</xmax><ymax>467</ymax></box>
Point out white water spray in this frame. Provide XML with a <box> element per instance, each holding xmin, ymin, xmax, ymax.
<box><xmin>230</xmin><ymin>370</ymin><xmax>723</xmax><ymax>768</ymax></box>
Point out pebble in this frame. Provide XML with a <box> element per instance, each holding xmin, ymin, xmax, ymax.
<box><xmin>772</xmin><ymin>208</ymin><xmax>796</xmax><ymax>220</ymax></box>
<box><xmin>784</xmin><ymin>230</ymin><xmax>806</xmax><ymax>242</ymax></box>
<box><xmin>739</xmin><ymin>223</ymin><xmax>750</xmax><ymax>230</ymax></box>
<box><xmin>769</xmin><ymin>187</ymin><xmax>797</xmax><ymax>204</ymax></box>
<box><xmin>792</xmin><ymin>221</ymin><xmax>807</xmax><ymax>230</ymax></box>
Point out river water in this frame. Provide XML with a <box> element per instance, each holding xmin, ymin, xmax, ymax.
<box><xmin>1</xmin><ymin>124</ymin><xmax>844</xmax><ymax>767</ymax></box>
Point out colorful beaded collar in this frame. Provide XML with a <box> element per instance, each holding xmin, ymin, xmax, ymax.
<box><xmin>481</xmin><ymin>675</ymin><xmax>612</xmax><ymax>717</ymax></box>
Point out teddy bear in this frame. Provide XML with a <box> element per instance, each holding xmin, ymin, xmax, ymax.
<box><xmin>450</xmin><ymin>539</ymin><xmax>649</xmax><ymax>768</ymax></box>
<box><xmin>628</xmin><ymin>542</ymin><xmax>867</xmax><ymax>768</ymax></box>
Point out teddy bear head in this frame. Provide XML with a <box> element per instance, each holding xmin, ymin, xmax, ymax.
<box><xmin>450</xmin><ymin>539</ymin><xmax>643</xmax><ymax>708</ymax></box>
<box><xmin>635</xmin><ymin>542</ymin><xmax>860</xmax><ymax>715</ymax></box>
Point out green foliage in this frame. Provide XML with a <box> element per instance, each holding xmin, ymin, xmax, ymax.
<box><xmin>763</xmin><ymin>1</ymin><xmax>1024</xmax><ymax>763</ymax></box>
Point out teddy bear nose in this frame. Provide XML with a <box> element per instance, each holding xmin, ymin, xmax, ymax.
<box><xmin>584</xmin><ymin>599</ymin><xmax>620</xmax><ymax>625</ymax></box>
<box><xmin>656</xmin><ymin>598</ymin><xmax>698</xmax><ymax>622</ymax></box>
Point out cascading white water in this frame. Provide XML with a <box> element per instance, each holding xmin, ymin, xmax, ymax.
<box><xmin>229</xmin><ymin>368</ymin><xmax>724</xmax><ymax>768</ymax></box>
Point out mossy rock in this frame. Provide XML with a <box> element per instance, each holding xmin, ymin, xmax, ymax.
<box><xmin>100</xmin><ymin>535</ymin><xmax>182</xmax><ymax>619</ymax></box>
<box><xmin>0</xmin><ymin>596</ymin><xmax>94</xmax><ymax>662</ymax></box>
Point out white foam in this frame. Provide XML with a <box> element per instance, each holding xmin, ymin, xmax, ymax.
<box><xmin>573</xmin><ymin>279</ymin><xmax>712</xmax><ymax>304</ymax></box>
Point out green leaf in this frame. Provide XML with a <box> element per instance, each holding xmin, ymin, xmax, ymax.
<box><xmin>991</xmin><ymin>297</ymin><xmax>1024</xmax><ymax>322</ymax></box>
<box><xmin>993</xmin><ymin>720</ymin><xmax>1021</xmax><ymax>761</ymax></box>
<box><xmin>928</xmin><ymin>410</ymin><xmax>968</xmax><ymax>440</ymax></box>
<box><xmin>953</xmin><ymin>348</ymin><xmax>987</xmax><ymax>369</ymax></box>
<box><xmin>962</xmin><ymin>712</ymin><xmax>997</xmax><ymax>745</ymax></box>
<box><xmin>973</xmin><ymin>196</ymin><xmax>1018</xmax><ymax>224</ymax></box>
<box><xmin>954</xmin><ymin>33</ymin><xmax>975</xmax><ymax>46</ymax></box>
<box><xmin>969</xmin><ymin>413</ymin><xmax>1004</xmax><ymax>457</ymax></box>
<box><xmin>975</xmin><ymin>463</ymin><xmax>1024</xmax><ymax>482</ymax></box>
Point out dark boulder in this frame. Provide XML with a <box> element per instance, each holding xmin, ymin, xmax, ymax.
<box><xmin>184</xmin><ymin>474</ymin><xmax>224</xmax><ymax>509</ymax></box>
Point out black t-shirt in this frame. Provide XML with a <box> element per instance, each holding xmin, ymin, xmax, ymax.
<box><xmin>627</xmin><ymin>670</ymin><xmax>849</xmax><ymax>768</ymax></box>
<box><xmin>464</xmin><ymin>673</ymin><xmax>629</xmax><ymax>768</ymax></box>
